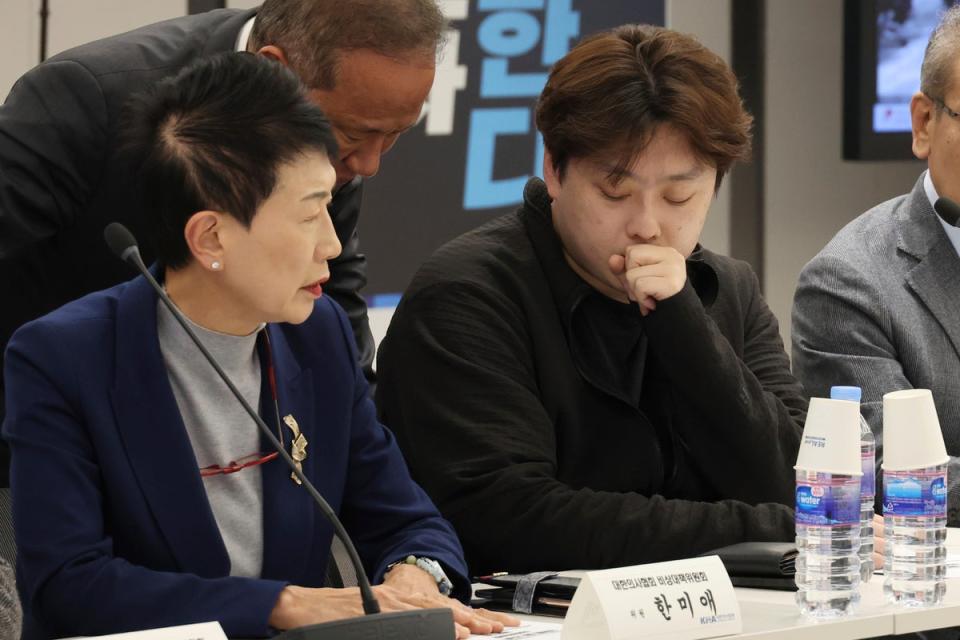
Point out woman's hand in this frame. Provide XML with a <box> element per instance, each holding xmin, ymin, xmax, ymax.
<box><xmin>873</xmin><ymin>514</ymin><xmax>885</xmax><ymax>570</ymax></box>
<box><xmin>269</xmin><ymin>566</ymin><xmax>520</xmax><ymax>638</ymax></box>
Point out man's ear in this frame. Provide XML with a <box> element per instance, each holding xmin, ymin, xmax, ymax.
<box><xmin>255</xmin><ymin>45</ymin><xmax>290</xmax><ymax>67</ymax></box>
<box><xmin>911</xmin><ymin>91</ymin><xmax>935</xmax><ymax>161</ymax></box>
<box><xmin>183</xmin><ymin>210</ymin><xmax>226</xmax><ymax>272</ymax></box>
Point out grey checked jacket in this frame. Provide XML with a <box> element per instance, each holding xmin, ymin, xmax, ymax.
<box><xmin>792</xmin><ymin>174</ymin><xmax>960</xmax><ymax>523</ymax></box>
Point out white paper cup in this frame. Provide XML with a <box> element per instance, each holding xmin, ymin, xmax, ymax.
<box><xmin>881</xmin><ymin>389</ymin><xmax>949</xmax><ymax>471</ymax></box>
<box><xmin>795</xmin><ymin>397</ymin><xmax>863</xmax><ymax>475</ymax></box>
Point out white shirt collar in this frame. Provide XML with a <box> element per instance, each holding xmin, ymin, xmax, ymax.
<box><xmin>236</xmin><ymin>16</ymin><xmax>256</xmax><ymax>52</ymax></box>
<box><xmin>924</xmin><ymin>169</ymin><xmax>960</xmax><ymax>258</ymax></box>
<box><xmin>923</xmin><ymin>168</ymin><xmax>939</xmax><ymax>209</ymax></box>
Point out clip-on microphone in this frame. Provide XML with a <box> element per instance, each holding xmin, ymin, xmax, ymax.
<box><xmin>934</xmin><ymin>197</ymin><xmax>960</xmax><ymax>227</ymax></box>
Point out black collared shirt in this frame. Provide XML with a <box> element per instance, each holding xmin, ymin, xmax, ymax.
<box><xmin>573</xmin><ymin>291</ymin><xmax>647</xmax><ymax>408</ymax></box>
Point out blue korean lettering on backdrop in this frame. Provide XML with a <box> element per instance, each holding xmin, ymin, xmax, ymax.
<box><xmin>464</xmin><ymin>0</ymin><xmax>580</xmax><ymax>209</ymax></box>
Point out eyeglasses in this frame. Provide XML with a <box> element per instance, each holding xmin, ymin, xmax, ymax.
<box><xmin>200</xmin><ymin>451</ymin><xmax>279</xmax><ymax>477</ymax></box>
<box><xmin>198</xmin><ymin>331</ymin><xmax>286</xmax><ymax>478</ymax></box>
<box><xmin>928</xmin><ymin>94</ymin><xmax>960</xmax><ymax>120</ymax></box>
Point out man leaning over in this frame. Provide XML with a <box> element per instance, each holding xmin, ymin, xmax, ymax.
<box><xmin>0</xmin><ymin>0</ymin><xmax>441</xmax><ymax>458</ymax></box>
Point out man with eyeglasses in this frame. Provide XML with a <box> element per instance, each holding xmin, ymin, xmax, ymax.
<box><xmin>792</xmin><ymin>4</ymin><xmax>960</xmax><ymax>523</ymax></box>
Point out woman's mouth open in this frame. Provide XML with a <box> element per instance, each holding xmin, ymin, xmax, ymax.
<box><xmin>302</xmin><ymin>278</ymin><xmax>327</xmax><ymax>298</ymax></box>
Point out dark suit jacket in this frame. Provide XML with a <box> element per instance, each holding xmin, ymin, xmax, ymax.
<box><xmin>377</xmin><ymin>178</ymin><xmax>806</xmax><ymax>576</ymax></box>
<box><xmin>793</xmin><ymin>174</ymin><xmax>960</xmax><ymax>522</ymax></box>
<box><xmin>0</xmin><ymin>9</ymin><xmax>376</xmax><ymax>474</ymax></box>
<box><xmin>2</xmin><ymin>274</ymin><xmax>466</xmax><ymax>640</ymax></box>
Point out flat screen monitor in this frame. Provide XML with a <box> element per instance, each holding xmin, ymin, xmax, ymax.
<box><xmin>844</xmin><ymin>0</ymin><xmax>955</xmax><ymax>160</ymax></box>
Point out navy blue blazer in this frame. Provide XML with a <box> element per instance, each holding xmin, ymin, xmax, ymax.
<box><xmin>2</xmin><ymin>273</ymin><xmax>468</xmax><ymax>639</ymax></box>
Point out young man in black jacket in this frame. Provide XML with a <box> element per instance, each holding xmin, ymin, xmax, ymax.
<box><xmin>376</xmin><ymin>24</ymin><xmax>808</xmax><ymax>576</ymax></box>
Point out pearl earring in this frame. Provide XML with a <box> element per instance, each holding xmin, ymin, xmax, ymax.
<box><xmin>211</xmin><ymin>261</ymin><xmax>221</xmax><ymax>270</ymax></box>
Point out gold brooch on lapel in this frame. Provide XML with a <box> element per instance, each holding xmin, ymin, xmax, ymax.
<box><xmin>283</xmin><ymin>414</ymin><xmax>308</xmax><ymax>485</ymax></box>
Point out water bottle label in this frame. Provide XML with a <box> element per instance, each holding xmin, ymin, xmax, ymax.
<box><xmin>795</xmin><ymin>477</ymin><xmax>860</xmax><ymax>525</ymax></box>
<box><xmin>883</xmin><ymin>471</ymin><xmax>947</xmax><ymax>517</ymax></box>
<box><xmin>861</xmin><ymin>452</ymin><xmax>875</xmax><ymax>496</ymax></box>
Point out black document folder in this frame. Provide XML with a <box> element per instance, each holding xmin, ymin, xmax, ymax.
<box><xmin>701</xmin><ymin>541</ymin><xmax>798</xmax><ymax>591</ymax></box>
<box><xmin>473</xmin><ymin>542</ymin><xmax>798</xmax><ymax>615</ymax></box>
<box><xmin>472</xmin><ymin>574</ymin><xmax>577</xmax><ymax>616</ymax></box>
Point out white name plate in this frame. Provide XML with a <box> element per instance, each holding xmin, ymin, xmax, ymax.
<box><xmin>561</xmin><ymin>556</ymin><xmax>741</xmax><ymax>640</ymax></box>
<box><xmin>60</xmin><ymin>621</ymin><xmax>227</xmax><ymax>640</ymax></box>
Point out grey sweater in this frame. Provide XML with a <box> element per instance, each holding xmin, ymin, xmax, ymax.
<box><xmin>157</xmin><ymin>301</ymin><xmax>264</xmax><ymax>578</ymax></box>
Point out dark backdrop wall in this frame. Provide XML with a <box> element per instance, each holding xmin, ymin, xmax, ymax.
<box><xmin>359</xmin><ymin>0</ymin><xmax>665</xmax><ymax>305</ymax></box>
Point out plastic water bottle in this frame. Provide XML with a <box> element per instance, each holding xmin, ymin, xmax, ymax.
<box><xmin>795</xmin><ymin>469</ymin><xmax>862</xmax><ymax>617</ymax></box>
<box><xmin>883</xmin><ymin>463</ymin><xmax>948</xmax><ymax>606</ymax></box>
<box><xmin>830</xmin><ymin>386</ymin><xmax>875</xmax><ymax>582</ymax></box>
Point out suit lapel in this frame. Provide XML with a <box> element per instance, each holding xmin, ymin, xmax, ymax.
<box><xmin>259</xmin><ymin>325</ymin><xmax>319</xmax><ymax>583</ymax></box>
<box><xmin>899</xmin><ymin>177</ymin><xmax>960</xmax><ymax>362</ymax></box>
<box><xmin>109</xmin><ymin>273</ymin><xmax>229</xmax><ymax>577</ymax></box>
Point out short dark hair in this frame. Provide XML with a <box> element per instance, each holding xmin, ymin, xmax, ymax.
<box><xmin>250</xmin><ymin>0</ymin><xmax>446</xmax><ymax>90</ymax></box>
<box><xmin>536</xmin><ymin>24</ymin><xmax>752</xmax><ymax>190</ymax></box>
<box><xmin>121</xmin><ymin>52</ymin><xmax>338</xmax><ymax>269</ymax></box>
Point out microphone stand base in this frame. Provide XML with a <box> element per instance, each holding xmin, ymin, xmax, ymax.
<box><xmin>275</xmin><ymin>608</ymin><xmax>455</xmax><ymax>640</ymax></box>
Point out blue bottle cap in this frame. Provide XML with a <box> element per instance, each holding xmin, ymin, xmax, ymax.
<box><xmin>830</xmin><ymin>386</ymin><xmax>862</xmax><ymax>402</ymax></box>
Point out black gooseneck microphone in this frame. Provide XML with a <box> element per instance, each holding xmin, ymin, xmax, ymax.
<box><xmin>934</xmin><ymin>197</ymin><xmax>960</xmax><ymax>227</ymax></box>
<box><xmin>104</xmin><ymin>223</ymin><xmax>454</xmax><ymax>640</ymax></box>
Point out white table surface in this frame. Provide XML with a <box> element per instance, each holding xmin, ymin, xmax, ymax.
<box><xmin>499</xmin><ymin>530</ymin><xmax>960</xmax><ymax>639</ymax></box>
<box><xmin>511</xmin><ymin>579</ymin><xmax>960</xmax><ymax>640</ymax></box>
